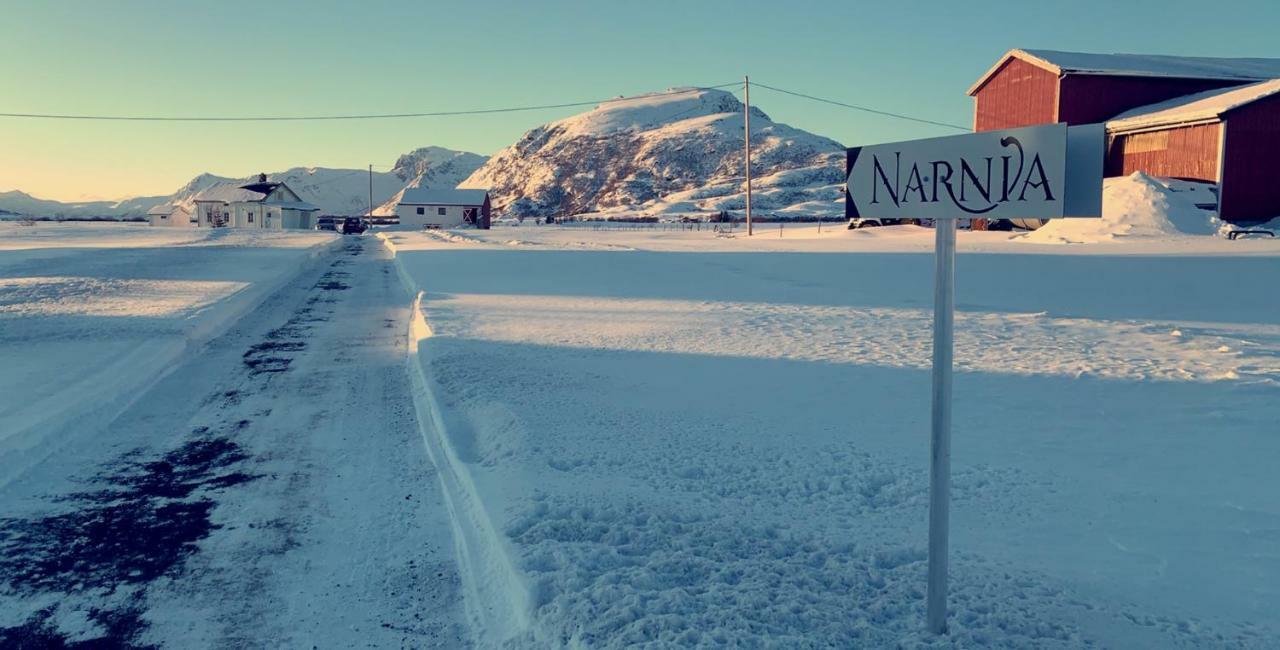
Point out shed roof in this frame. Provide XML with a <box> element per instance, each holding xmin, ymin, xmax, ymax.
<box><xmin>970</xmin><ymin>48</ymin><xmax>1280</xmax><ymax>95</ymax></box>
<box><xmin>146</xmin><ymin>203</ymin><xmax>188</xmax><ymax>216</ymax></box>
<box><xmin>1107</xmin><ymin>79</ymin><xmax>1280</xmax><ymax>133</ymax></box>
<box><xmin>398</xmin><ymin>187</ymin><xmax>489</xmax><ymax>206</ymax></box>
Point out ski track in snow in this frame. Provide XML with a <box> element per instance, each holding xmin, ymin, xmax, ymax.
<box><xmin>383</xmin><ymin>227</ymin><xmax>1280</xmax><ymax>648</ymax></box>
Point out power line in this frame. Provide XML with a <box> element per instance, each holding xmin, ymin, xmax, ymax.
<box><xmin>0</xmin><ymin>84</ymin><xmax>741</xmax><ymax>122</ymax></box>
<box><xmin>749</xmin><ymin>82</ymin><xmax>968</xmax><ymax>132</ymax></box>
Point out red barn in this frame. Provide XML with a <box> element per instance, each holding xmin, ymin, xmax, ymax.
<box><xmin>969</xmin><ymin>49</ymin><xmax>1280</xmax><ymax>224</ymax></box>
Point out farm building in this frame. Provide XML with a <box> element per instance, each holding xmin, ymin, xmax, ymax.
<box><xmin>146</xmin><ymin>203</ymin><xmax>194</xmax><ymax>227</ymax></box>
<box><xmin>191</xmin><ymin>175</ymin><xmax>320</xmax><ymax>229</ymax></box>
<box><xmin>396</xmin><ymin>188</ymin><xmax>491</xmax><ymax>229</ymax></box>
<box><xmin>969</xmin><ymin>49</ymin><xmax>1280</xmax><ymax>224</ymax></box>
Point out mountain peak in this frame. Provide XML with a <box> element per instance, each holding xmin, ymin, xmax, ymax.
<box><xmin>461</xmin><ymin>87</ymin><xmax>844</xmax><ymax>218</ymax></box>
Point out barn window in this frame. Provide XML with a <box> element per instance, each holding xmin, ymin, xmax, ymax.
<box><xmin>1125</xmin><ymin>131</ymin><xmax>1170</xmax><ymax>154</ymax></box>
<box><xmin>437</xmin><ymin>207</ymin><xmax>447</xmax><ymax>216</ymax></box>
<box><xmin>416</xmin><ymin>207</ymin><xmax>425</xmax><ymax>215</ymax></box>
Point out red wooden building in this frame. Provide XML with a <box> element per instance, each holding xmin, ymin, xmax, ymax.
<box><xmin>969</xmin><ymin>49</ymin><xmax>1280</xmax><ymax>224</ymax></box>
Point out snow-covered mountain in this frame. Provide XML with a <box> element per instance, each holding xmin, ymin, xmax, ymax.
<box><xmin>374</xmin><ymin>147</ymin><xmax>489</xmax><ymax>215</ymax></box>
<box><xmin>0</xmin><ymin>190</ymin><xmax>171</xmax><ymax>219</ymax></box>
<box><xmin>459</xmin><ymin>87</ymin><xmax>846</xmax><ymax>218</ymax></box>
<box><xmin>1</xmin><ymin>147</ymin><xmax>486</xmax><ymax>218</ymax></box>
<box><xmin>3</xmin><ymin>88</ymin><xmax>847</xmax><ymax>221</ymax></box>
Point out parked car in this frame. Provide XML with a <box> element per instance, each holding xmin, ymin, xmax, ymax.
<box><xmin>848</xmin><ymin>217</ymin><xmax>906</xmax><ymax>229</ymax></box>
<box><xmin>341</xmin><ymin>217</ymin><xmax>368</xmax><ymax>235</ymax></box>
<box><xmin>315</xmin><ymin>217</ymin><xmax>339</xmax><ymax>232</ymax></box>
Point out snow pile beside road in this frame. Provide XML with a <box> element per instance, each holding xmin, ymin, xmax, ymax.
<box><xmin>0</xmin><ymin>225</ymin><xmax>337</xmax><ymax>486</ymax></box>
<box><xmin>1021</xmin><ymin>172</ymin><xmax>1218</xmax><ymax>244</ymax></box>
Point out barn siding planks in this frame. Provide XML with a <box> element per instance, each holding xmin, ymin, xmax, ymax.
<box><xmin>1106</xmin><ymin>122</ymin><xmax>1220</xmax><ymax>182</ymax></box>
<box><xmin>1058</xmin><ymin>75</ymin><xmax>1245</xmax><ymax>125</ymax></box>
<box><xmin>972</xmin><ymin>58</ymin><xmax>1057</xmax><ymax>132</ymax></box>
<box><xmin>1220</xmin><ymin>93</ymin><xmax>1280</xmax><ymax>223</ymax></box>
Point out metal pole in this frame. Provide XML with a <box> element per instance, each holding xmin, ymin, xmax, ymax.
<box><xmin>926</xmin><ymin>218</ymin><xmax>956</xmax><ymax>635</ymax></box>
<box><xmin>744</xmin><ymin>75</ymin><xmax>753</xmax><ymax>237</ymax></box>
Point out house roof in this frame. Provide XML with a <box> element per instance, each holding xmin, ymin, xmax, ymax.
<box><xmin>1107</xmin><ymin>79</ymin><xmax>1280</xmax><ymax>133</ymax></box>
<box><xmin>398</xmin><ymin>187</ymin><xmax>489</xmax><ymax>206</ymax></box>
<box><xmin>146</xmin><ymin>203</ymin><xmax>188</xmax><ymax>216</ymax></box>
<box><xmin>969</xmin><ymin>48</ymin><xmax>1280</xmax><ymax>95</ymax></box>
<box><xmin>270</xmin><ymin>200</ymin><xmax>320</xmax><ymax>212</ymax></box>
<box><xmin>192</xmin><ymin>183</ymin><xmax>270</xmax><ymax>203</ymax></box>
<box><xmin>240</xmin><ymin>181</ymin><xmax>282</xmax><ymax>195</ymax></box>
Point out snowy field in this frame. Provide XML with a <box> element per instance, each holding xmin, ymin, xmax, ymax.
<box><xmin>383</xmin><ymin>221</ymin><xmax>1280</xmax><ymax>647</ymax></box>
<box><xmin>0</xmin><ymin>223</ymin><xmax>338</xmax><ymax>485</ymax></box>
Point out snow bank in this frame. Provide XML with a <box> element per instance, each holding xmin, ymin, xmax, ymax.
<box><xmin>386</xmin><ymin>227</ymin><xmax>1280</xmax><ymax>646</ymax></box>
<box><xmin>1021</xmin><ymin>172</ymin><xmax>1219</xmax><ymax>244</ymax></box>
<box><xmin>0</xmin><ymin>225</ymin><xmax>338</xmax><ymax>486</ymax></box>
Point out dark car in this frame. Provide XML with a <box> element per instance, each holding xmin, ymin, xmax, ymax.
<box><xmin>341</xmin><ymin>217</ymin><xmax>368</xmax><ymax>235</ymax></box>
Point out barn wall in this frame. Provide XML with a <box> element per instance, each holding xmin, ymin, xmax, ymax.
<box><xmin>1219</xmin><ymin>93</ymin><xmax>1280</xmax><ymax>223</ymax></box>
<box><xmin>1059</xmin><ymin>75</ymin><xmax>1245</xmax><ymax>124</ymax></box>
<box><xmin>1105</xmin><ymin>122</ymin><xmax>1221</xmax><ymax>182</ymax></box>
<box><xmin>397</xmin><ymin>203</ymin><xmax>469</xmax><ymax>229</ymax></box>
<box><xmin>972</xmin><ymin>58</ymin><xmax>1058</xmax><ymax>132</ymax></box>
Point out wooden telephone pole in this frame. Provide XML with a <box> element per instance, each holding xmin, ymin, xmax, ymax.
<box><xmin>744</xmin><ymin>75</ymin><xmax>753</xmax><ymax>236</ymax></box>
<box><xmin>368</xmin><ymin>164</ymin><xmax>374</xmax><ymax>218</ymax></box>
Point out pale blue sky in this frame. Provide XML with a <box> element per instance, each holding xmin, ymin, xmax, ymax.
<box><xmin>2</xmin><ymin>0</ymin><xmax>1276</xmax><ymax>200</ymax></box>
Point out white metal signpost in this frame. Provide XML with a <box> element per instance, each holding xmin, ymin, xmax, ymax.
<box><xmin>845</xmin><ymin>123</ymin><xmax>1103</xmax><ymax>634</ymax></box>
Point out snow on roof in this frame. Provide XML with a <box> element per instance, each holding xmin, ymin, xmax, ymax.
<box><xmin>191</xmin><ymin>182</ymin><xmax>268</xmax><ymax>203</ymax></box>
<box><xmin>270</xmin><ymin>200</ymin><xmax>320</xmax><ymax>212</ymax></box>
<box><xmin>146</xmin><ymin>203</ymin><xmax>188</xmax><ymax>216</ymax></box>
<box><xmin>398</xmin><ymin>187</ymin><xmax>489</xmax><ymax>206</ymax></box>
<box><xmin>970</xmin><ymin>48</ymin><xmax>1280</xmax><ymax>95</ymax></box>
<box><xmin>1107</xmin><ymin>79</ymin><xmax>1280</xmax><ymax>132</ymax></box>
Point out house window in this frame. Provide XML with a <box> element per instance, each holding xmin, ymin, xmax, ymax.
<box><xmin>248</xmin><ymin>212</ymin><xmax>254</xmax><ymax>223</ymax></box>
<box><xmin>437</xmin><ymin>207</ymin><xmax>447</xmax><ymax>216</ymax></box>
<box><xmin>416</xmin><ymin>207</ymin><xmax>425</xmax><ymax>215</ymax></box>
<box><xmin>160</xmin><ymin>214</ymin><xmax>167</xmax><ymax>219</ymax></box>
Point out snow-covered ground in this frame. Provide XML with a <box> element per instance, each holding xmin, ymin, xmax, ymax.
<box><xmin>0</xmin><ymin>223</ymin><xmax>338</xmax><ymax>485</ymax></box>
<box><xmin>383</xmin><ymin>224</ymin><xmax>1280</xmax><ymax>647</ymax></box>
<box><xmin>0</xmin><ymin>231</ymin><xmax>468</xmax><ymax>647</ymax></box>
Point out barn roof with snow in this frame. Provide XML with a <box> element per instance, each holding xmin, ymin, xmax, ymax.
<box><xmin>969</xmin><ymin>48</ymin><xmax>1280</xmax><ymax>95</ymax></box>
<box><xmin>1107</xmin><ymin>79</ymin><xmax>1280</xmax><ymax>132</ymax></box>
<box><xmin>397</xmin><ymin>188</ymin><xmax>489</xmax><ymax>206</ymax></box>
<box><xmin>969</xmin><ymin>48</ymin><xmax>1280</xmax><ymax>224</ymax></box>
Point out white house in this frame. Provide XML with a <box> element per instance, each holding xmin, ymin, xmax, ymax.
<box><xmin>146</xmin><ymin>203</ymin><xmax>195</xmax><ymax>227</ymax></box>
<box><xmin>191</xmin><ymin>175</ymin><xmax>320</xmax><ymax>229</ymax></box>
<box><xmin>396</xmin><ymin>188</ymin><xmax>491</xmax><ymax>229</ymax></box>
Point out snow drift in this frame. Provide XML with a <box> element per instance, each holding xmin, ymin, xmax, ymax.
<box><xmin>1021</xmin><ymin>172</ymin><xmax>1219</xmax><ymax>244</ymax></box>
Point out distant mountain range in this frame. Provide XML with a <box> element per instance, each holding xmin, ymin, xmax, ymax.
<box><xmin>0</xmin><ymin>146</ymin><xmax>486</xmax><ymax>219</ymax></box>
<box><xmin>2</xmin><ymin>89</ymin><xmax>847</xmax><ymax>220</ymax></box>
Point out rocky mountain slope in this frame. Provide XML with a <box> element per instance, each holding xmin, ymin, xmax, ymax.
<box><xmin>459</xmin><ymin>87</ymin><xmax>846</xmax><ymax>218</ymax></box>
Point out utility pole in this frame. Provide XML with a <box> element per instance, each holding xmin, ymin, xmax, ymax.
<box><xmin>744</xmin><ymin>75</ymin><xmax>753</xmax><ymax>236</ymax></box>
<box><xmin>368</xmin><ymin>164</ymin><xmax>374</xmax><ymax>218</ymax></box>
